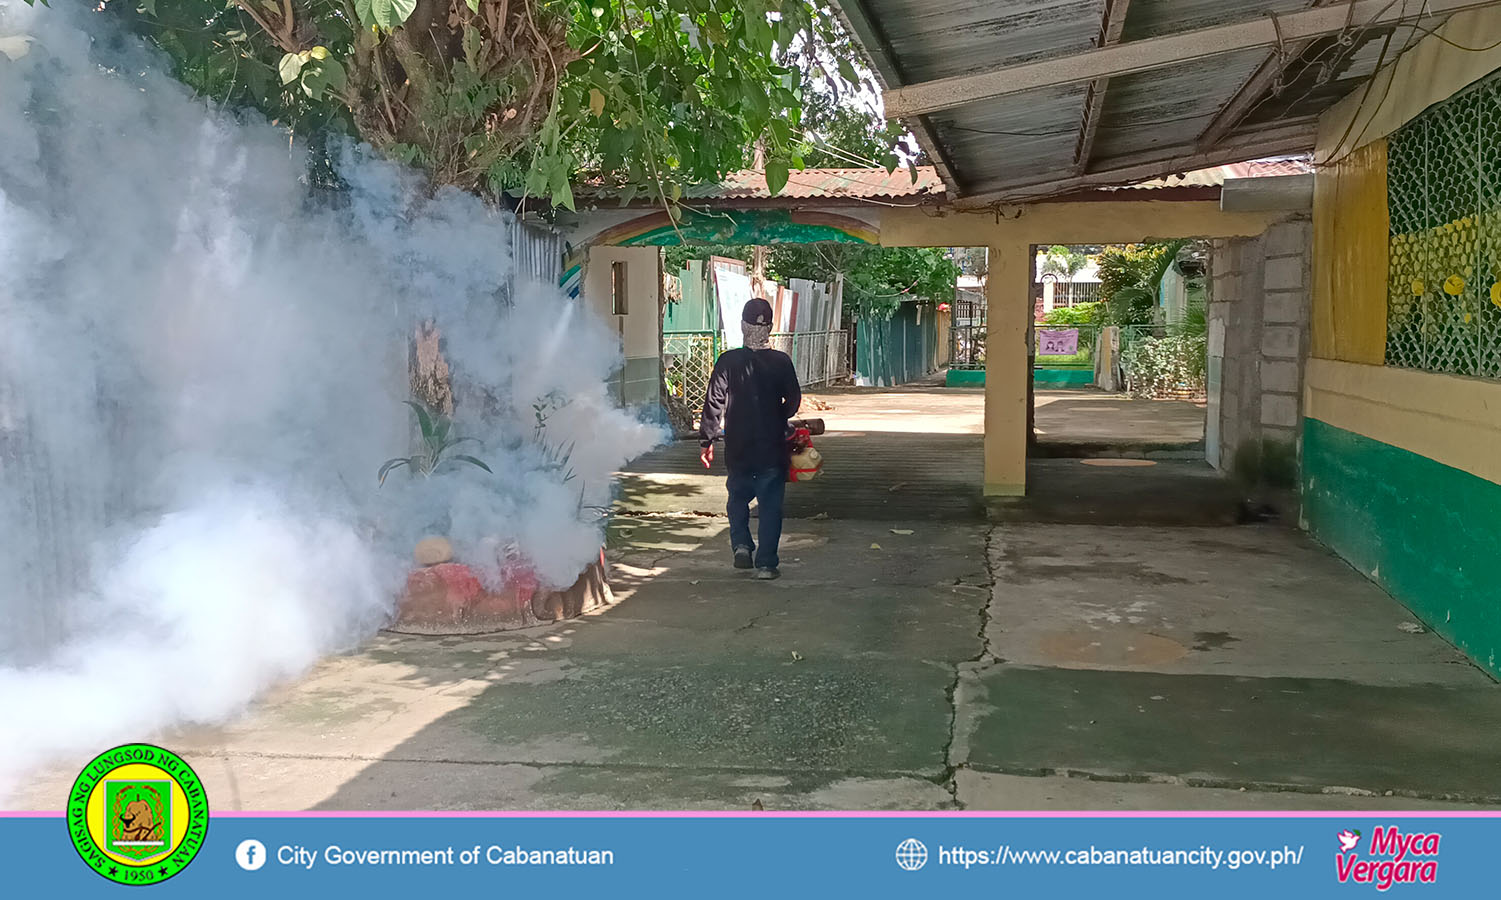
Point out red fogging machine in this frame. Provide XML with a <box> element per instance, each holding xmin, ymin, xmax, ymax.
<box><xmin>786</xmin><ymin>418</ymin><xmax>825</xmax><ymax>483</ymax></box>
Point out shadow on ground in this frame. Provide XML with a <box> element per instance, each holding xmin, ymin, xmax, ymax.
<box><xmin>991</xmin><ymin>459</ymin><xmax>1245</xmax><ymax>526</ymax></box>
<box><xmin>20</xmin><ymin>382</ymin><xmax>1494</xmax><ymax>812</ymax></box>
<box><xmin>621</xmin><ymin>430</ymin><xmax>985</xmax><ymax>522</ymax></box>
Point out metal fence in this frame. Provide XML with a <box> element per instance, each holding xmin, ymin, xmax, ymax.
<box><xmin>663</xmin><ymin>331</ymin><xmax>721</xmax><ymax>416</ymax></box>
<box><xmin>950</xmin><ymin>292</ymin><xmax>987</xmax><ymax>370</ymax></box>
<box><xmin>950</xmin><ymin>324</ymin><xmax>986</xmax><ymax>369</ymax></box>
<box><xmin>1034</xmin><ymin>323</ymin><xmax>1100</xmax><ymax>368</ymax></box>
<box><xmin>770</xmin><ymin>330</ymin><xmax>851</xmax><ymax>388</ymax></box>
<box><xmin>1047</xmin><ymin>282</ymin><xmax>1103</xmax><ymax>306</ymax></box>
<box><xmin>1386</xmin><ymin>69</ymin><xmax>1501</xmax><ymax>378</ymax></box>
<box><xmin>504</xmin><ymin>216</ymin><xmax>565</xmax><ymax>295</ymax></box>
<box><xmin>663</xmin><ymin>330</ymin><xmax>851</xmax><ymax>415</ymax></box>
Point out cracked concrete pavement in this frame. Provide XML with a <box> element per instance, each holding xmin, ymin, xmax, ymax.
<box><xmin>13</xmin><ymin>509</ymin><xmax>1501</xmax><ymax>812</ymax></box>
<box><xmin>10</xmin><ymin>388</ymin><xmax>1501</xmax><ymax>811</ymax></box>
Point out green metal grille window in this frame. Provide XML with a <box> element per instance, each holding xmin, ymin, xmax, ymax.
<box><xmin>1386</xmin><ymin>71</ymin><xmax>1501</xmax><ymax>378</ymax></box>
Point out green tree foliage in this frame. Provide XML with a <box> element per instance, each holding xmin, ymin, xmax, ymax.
<box><xmin>108</xmin><ymin>0</ymin><xmax>881</xmax><ymax>209</ymax></box>
<box><xmin>1096</xmin><ymin>240</ymin><xmax>1189</xmax><ymax>326</ymax></box>
<box><xmin>662</xmin><ymin>243</ymin><xmax>750</xmax><ymax>272</ymax></box>
<box><xmin>798</xmin><ymin>91</ymin><xmax>918</xmax><ymax>171</ymax></box>
<box><xmin>1039</xmin><ymin>245</ymin><xmax>1089</xmax><ymax>281</ymax></box>
<box><xmin>767</xmin><ymin>244</ymin><xmax>958</xmax><ymax>321</ymax></box>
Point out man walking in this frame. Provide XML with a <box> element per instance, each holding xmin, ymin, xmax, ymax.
<box><xmin>699</xmin><ymin>297</ymin><xmax>801</xmax><ymax>580</ymax></box>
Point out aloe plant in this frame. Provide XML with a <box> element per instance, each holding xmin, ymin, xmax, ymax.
<box><xmin>378</xmin><ymin>401</ymin><xmax>493</xmax><ymax>486</ymax></box>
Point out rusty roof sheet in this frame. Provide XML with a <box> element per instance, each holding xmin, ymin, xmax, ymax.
<box><xmin>682</xmin><ymin>167</ymin><xmax>948</xmax><ymax>201</ymax></box>
<box><xmin>1111</xmin><ymin>158</ymin><xmax>1314</xmax><ymax>190</ymax></box>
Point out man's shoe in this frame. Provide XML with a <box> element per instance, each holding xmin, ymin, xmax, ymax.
<box><xmin>755</xmin><ymin>567</ymin><xmax>781</xmax><ymax>581</ymax></box>
<box><xmin>733</xmin><ymin>547</ymin><xmax>753</xmax><ymax>569</ymax></box>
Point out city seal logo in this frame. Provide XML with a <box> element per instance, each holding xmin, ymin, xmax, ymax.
<box><xmin>67</xmin><ymin>744</ymin><xmax>208</xmax><ymax>886</ymax></box>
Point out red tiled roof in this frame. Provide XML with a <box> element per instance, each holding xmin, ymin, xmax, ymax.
<box><xmin>1110</xmin><ymin>158</ymin><xmax>1313</xmax><ymax>191</ymax></box>
<box><xmin>682</xmin><ymin>166</ymin><xmax>947</xmax><ymax>201</ymax></box>
<box><xmin>582</xmin><ymin>158</ymin><xmax>1309</xmax><ymax>207</ymax></box>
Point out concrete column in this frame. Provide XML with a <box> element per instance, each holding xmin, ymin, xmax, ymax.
<box><xmin>984</xmin><ymin>241</ymin><xmax>1032</xmax><ymax>496</ymax></box>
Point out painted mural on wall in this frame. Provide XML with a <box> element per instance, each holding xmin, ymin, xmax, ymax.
<box><xmin>560</xmin><ymin>208</ymin><xmax>878</xmax><ymax>299</ymax></box>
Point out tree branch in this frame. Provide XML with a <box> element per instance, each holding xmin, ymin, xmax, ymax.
<box><xmin>232</xmin><ymin>0</ymin><xmax>299</xmax><ymax>53</ymax></box>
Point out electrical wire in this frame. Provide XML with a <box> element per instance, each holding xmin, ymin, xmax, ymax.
<box><xmin>1316</xmin><ymin>0</ymin><xmax>1424</xmax><ymax>168</ymax></box>
<box><xmin>1211</xmin><ymin>0</ymin><xmax>1408</xmax><ymax>143</ymax></box>
<box><xmin>1397</xmin><ymin>13</ymin><xmax>1501</xmax><ymax>52</ymax></box>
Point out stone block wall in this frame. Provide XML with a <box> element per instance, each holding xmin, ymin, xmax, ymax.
<box><xmin>1206</xmin><ymin>217</ymin><xmax>1312</xmax><ymax>472</ymax></box>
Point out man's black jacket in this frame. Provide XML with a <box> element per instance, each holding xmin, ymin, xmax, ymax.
<box><xmin>698</xmin><ymin>347</ymin><xmax>802</xmax><ymax>473</ymax></box>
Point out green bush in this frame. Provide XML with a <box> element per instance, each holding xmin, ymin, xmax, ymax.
<box><xmin>1120</xmin><ymin>333</ymin><xmax>1206</xmax><ymax>398</ymax></box>
<box><xmin>1043</xmin><ymin>302</ymin><xmax>1102</xmax><ymax>325</ymax></box>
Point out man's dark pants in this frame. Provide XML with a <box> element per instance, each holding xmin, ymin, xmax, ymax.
<box><xmin>726</xmin><ymin>466</ymin><xmax>786</xmax><ymax>569</ymax></box>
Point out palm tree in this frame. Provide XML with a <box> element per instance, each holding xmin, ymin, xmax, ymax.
<box><xmin>1098</xmin><ymin>239</ymin><xmax>1190</xmax><ymax>326</ymax></box>
<box><xmin>1040</xmin><ymin>245</ymin><xmax>1090</xmax><ymax>281</ymax></box>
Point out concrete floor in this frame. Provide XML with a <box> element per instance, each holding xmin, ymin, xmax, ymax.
<box><xmin>10</xmin><ymin>384</ymin><xmax>1500</xmax><ymax>812</ymax></box>
<box><xmin>803</xmin><ymin>383</ymin><xmax>1207</xmax><ymax>450</ymax></box>
<box><xmin>1033</xmin><ymin>389</ymin><xmax>1206</xmax><ymax>451</ymax></box>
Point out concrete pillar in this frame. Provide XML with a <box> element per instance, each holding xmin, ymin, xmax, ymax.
<box><xmin>984</xmin><ymin>241</ymin><xmax>1031</xmax><ymax>496</ymax></box>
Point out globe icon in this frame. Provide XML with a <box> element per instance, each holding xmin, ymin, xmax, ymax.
<box><xmin>895</xmin><ymin>838</ymin><xmax>928</xmax><ymax>871</ymax></box>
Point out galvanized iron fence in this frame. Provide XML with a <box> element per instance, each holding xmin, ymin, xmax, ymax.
<box><xmin>663</xmin><ymin>329</ymin><xmax>851</xmax><ymax>415</ymax></box>
<box><xmin>770</xmin><ymin>330</ymin><xmax>852</xmax><ymax>388</ymax></box>
<box><xmin>1386</xmin><ymin>70</ymin><xmax>1501</xmax><ymax>378</ymax></box>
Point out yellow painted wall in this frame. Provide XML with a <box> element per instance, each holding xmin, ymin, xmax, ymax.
<box><xmin>1311</xmin><ymin>140</ymin><xmax>1389</xmax><ymax>364</ymax></box>
<box><xmin>880</xmin><ymin>201</ymin><xmax>1290</xmax><ymax>496</ymax></box>
<box><xmin>1309</xmin><ymin>6</ymin><xmax>1501</xmax><ymax>488</ymax></box>
<box><xmin>1306</xmin><ymin>358</ymin><xmax>1501</xmax><ymax>485</ymax></box>
<box><xmin>984</xmin><ymin>241</ymin><xmax>1033</xmax><ymax>496</ymax></box>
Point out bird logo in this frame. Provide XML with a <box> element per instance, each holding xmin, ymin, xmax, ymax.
<box><xmin>1338</xmin><ymin>830</ymin><xmax>1362</xmax><ymax>852</ymax></box>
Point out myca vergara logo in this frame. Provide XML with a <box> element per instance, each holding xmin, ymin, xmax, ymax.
<box><xmin>67</xmin><ymin>744</ymin><xmax>209</xmax><ymax>886</ymax></box>
<box><xmin>1335</xmin><ymin>825</ymin><xmax>1440</xmax><ymax>891</ymax></box>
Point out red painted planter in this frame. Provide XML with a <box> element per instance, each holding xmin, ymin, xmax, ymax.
<box><xmin>390</xmin><ymin>547</ymin><xmax>613</xmax><ymax>635</ymax></box>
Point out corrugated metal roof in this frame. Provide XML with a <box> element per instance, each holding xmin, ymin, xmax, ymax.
<box><xmin>866</xmin><ymin>0</ymin><xmax>1102</xmax><ymax>82</ymax></box>
<box><xmin>1120</xmin><ymin>0</ymin><xmax>1311</xmax><ymax>41</ymax></box>
<box><xmin>830</xmin><ymin>0</ymin><xmax>1451</xmax><ymax>203</ymax></box>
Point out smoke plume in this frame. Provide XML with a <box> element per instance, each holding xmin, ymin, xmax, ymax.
<box><xmin>0</xmin><ymin>2</ymin><xmax>658</xmax><ymax>794</ymax></box>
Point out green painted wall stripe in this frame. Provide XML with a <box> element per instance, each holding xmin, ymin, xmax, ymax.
<box><xmin>1303</xmin><ymin>417</ymin><xmax>1501</xmax><ymax>678</ymax></box>
<box><xmin>1034</xmin><ymin>369</ymin><xmax>1095</xmax><ymax>386</ymax></box>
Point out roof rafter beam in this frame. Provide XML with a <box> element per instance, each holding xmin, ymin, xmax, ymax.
<box><xmin>1074</xmin><ymin>0</ymin><xmax>1134</xmax><ymax>173</ymax></box>
<box><xmin>953</xmin><ymin>120</ymin><xmax>1318</xmax><ymax>207</ymax></box>
<box><xmin>884</xmin><ymin>0</ymin><xmax>1501</xmax><ymax>119</ymax></box>
<box><xmin>1197</xmin><ymin>0</ymin><xmax>1343</xmax><ymax>149</ymax></box>
<box><xmin>824</xmin><ymin>0</ymin><xmax>964</xmax><ymax>195</ymax></box>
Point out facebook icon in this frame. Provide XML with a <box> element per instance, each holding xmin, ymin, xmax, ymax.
<box><xmin>235</xmin><ymin>839</ymin><xmax>267</xmax><ymax>871</ymax></box>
